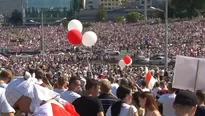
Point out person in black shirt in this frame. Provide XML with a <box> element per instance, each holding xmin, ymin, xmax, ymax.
<box><xmin>72</xmin><ymin>78</ymin><xmax>104</xmax><ymax>116</ymax></box>
<box><xmin>195</xmin><ymin>90</ymin><xmax>205</xmax><ymax>116</ymax></box>
<box><xmin>173</xmin><ymin>90</ymin><xmax>198</xmax><ymax>116</ymax></box>
<box><xmin>98</xmin><ymin>79</ymin><xmax>118</xmax><ymax>114</ymax></box>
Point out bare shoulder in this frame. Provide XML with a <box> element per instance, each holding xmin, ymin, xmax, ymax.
<box><xmin>152</xmin><ymin>110</ymin><xmax>161</xmax><ymax>116</ymax></box>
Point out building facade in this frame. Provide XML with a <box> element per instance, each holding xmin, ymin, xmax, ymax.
<box><xmin>0</xmin><ymin>0</ymin><xmax>73</xmax><ymax>24</ymax></box>
<box><xmin>0</xmin><ymin>0</ymin><xmax>25</xmax><ymax>16</ymax></box>
<box><xmin>100</xmin><ymin>0</ymin><xmax>122</xmax><ymax>9</ymax></box>
<box><xmin>85</xmin><ymin>0</ymin><xmax>100</xmax><ymax>9</ymax></box>
<box><xmin>24</xmin><ymin>0</ymin><xmax>73</xmax><ymax>23</ymax></box>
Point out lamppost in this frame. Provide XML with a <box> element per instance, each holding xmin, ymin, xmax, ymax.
<box><xmin>150</xmin><ymin>0</ymin><xmax>168</xmax><ymax>70</ymax></box>
<box><xmin>30</xmin><ymin>17</ymin><xmax>67</xmax><ymax>61</ymax></box>
<box><xmin>30</xmin><ymin>7</ymin><xmax>66</xmax><ymax>62</ymax></box>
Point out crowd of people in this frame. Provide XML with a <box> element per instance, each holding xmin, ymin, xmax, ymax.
<box><xmin>0</xmin><ymin>65</ymin><xmax>204</xmax><ymax>116</ymax></box>
<box><xmin>1</xmin><ymin>17</ymin><xmax>205</xmax><ymax>58</ymax></box>
<box><xmin>0</xmin><ymin>17</ymin><xmax>205</xmax><ymax>116</ymax></box>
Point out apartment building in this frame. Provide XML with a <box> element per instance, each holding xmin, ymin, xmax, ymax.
<box><xmin>85</xmin><ymin>0</ymin><xmax>100</xmax><ymax>9</ymax></box>
<box><xmin>0</xmin><ymin>0</ymin><xmax>26</xmax><ymax>16</ymax></box>
<box><xmin>100</xmin><ymin>0</ymin><xmax>122</xmax><ymax>9</ymax></box>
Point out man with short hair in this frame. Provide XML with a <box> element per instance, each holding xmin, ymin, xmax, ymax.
<box><xmin>173</xmin><ymin>90</ymin><xmax>198</xmax><ymax>116</ymax></box>
<box><xmin>158</xmin><ymin>82</ymin><xmax>176</xmax><ymax>116</ymax></box>
<box><xmin>0</xmin><ymin>69</ymin><xmax>13</xmax><ymax>88</ymax></box>
<box><xmin>72</xmin><ymin>78</ymin><xmax>104</xmax><ymax>116</ymax></box>
<box><xmin>60</xmin><ymin>76</ymin><xmax>81</xmax><ymax>103</ymax></box>
<box><xmin>98</xmin><ymin>79</ymin><xmax>118</xmax><ymax>114</ymax></box>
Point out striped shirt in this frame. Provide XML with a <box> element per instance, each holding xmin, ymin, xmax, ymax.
<box><xmin>98</xmin><ymin>93</ymin><xmax>119</xmax><ymax>115</ymax></box>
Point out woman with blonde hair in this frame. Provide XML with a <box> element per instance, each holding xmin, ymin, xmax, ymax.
<box><xmin>138</xmin><ymin>92</ymin><xmax>161</xmax><ymax>116</ymax></box>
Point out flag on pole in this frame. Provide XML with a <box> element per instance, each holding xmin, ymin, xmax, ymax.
<box><xmin>146</xmin><ymin>71</ymin><xmax>157</xmax><ymax>90</ymax></box>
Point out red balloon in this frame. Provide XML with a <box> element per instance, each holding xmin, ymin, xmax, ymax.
<box><xmin>67</xmin><ymin>29</ymin><xmax>82</xmax><ymax>45</ymax></box>
<box><xmin>123</xmin><ymin>56</ymin><xmax>132</xmax><ymax>64</ymax></box>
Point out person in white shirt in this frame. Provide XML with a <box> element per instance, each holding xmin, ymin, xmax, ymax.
<box><xmin>106</xmin><ymin>86</ymin><xmax>138</xmax><ymax>116</ymax></box>
<box><xmin>0</xmin><ymin>69</ymin><xmax>13</xmax><ymax>89</ymax></box>
<box><xmin>158</xmin><ymin>82</ymin><xmax>176</xmax><ymax>116</ymax></box>
<box><xmin>53</xmin><ymin>76</ymin><xmax>67</xmax><ymax>94</ymax></box>
<box><xmin>140</xmin><ymin>80</ymin><xmax>150</xmax><ymax>92</ymax></box>
<box><xmin>108</xmin><ymin>77</ymin><xmax>119</xmax><ymax>96</ymax></box>
<box><xmin>152</xmin><ymin>82</ymin><xmax>161</xmax><ymax>98</ymax></box>
<box><xmin>60</xmin><ymin>76</ymin><xmax>81</xmax><ymax>103</ymax></box>
<box><xmin>0</xmin><ymin>88</ymin><xmax>15</xmax><ymax>116</ymax></box>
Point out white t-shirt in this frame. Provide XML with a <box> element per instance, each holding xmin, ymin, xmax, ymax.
<box><xmin>106</xmin><ymin>103</ymin><xmax>138</xmax><ymax>116</ymax></box>
<box><xmin>0</xmin><ymin>88</ymin><xmax>15</xmax><ymax>114</ymax></box>
<box><xmin>111</xmin><ymin>83</ymin><xmax>119</xmax><ymax>96</ymax></box>
<box><xmin>0</xmin><ymin>83</ymin><xmax>7</xmax><ymax>88</ymax></box>
<box><xmin>152</xmin><ymin>87</ymin><xmax>161</xmax><ymax>97</ymax></box>
<box><xmin>53</xmin><ymin>88</ymin><xmax>67</xmax><ymax>94</ymax></box>
<box><xmin>60</xmin><ymin>91</ymin><xmax>81</xmax><ymax>103</ymax></box>
<box><xmin>142</xmin><ymin>88</ymin><xmax>150</xmax><ymax>92</ymax></box>
<box><xmin>158</xmin><ymin>93</ymin><xmax>176</xmax><ymax>116</ymax></box>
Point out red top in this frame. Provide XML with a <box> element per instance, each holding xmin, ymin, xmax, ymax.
<box><xmin>52</xmin><ymin>103</ymin><xmax>79</xmax><ymax>116</ymax></box>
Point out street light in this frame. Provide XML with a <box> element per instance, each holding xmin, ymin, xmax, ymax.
<box><xmin>30</xmin><ymin>7</ymin><xmax>65</xmax><ymax>62</ymax></box>
<box><xmin>30</xmin><ymin>20</ymin><xmax>40</xmax><ymax>24</ymax></box>
<box><xmin>150</xmin><ymin>6</ymin><xmax>164</xmax><ymax>12</ymax></box>
<box><xmin>30</xmin><ymin>17</ymin><xmax>67</xmax><ymax>24</ymax></box>
<box><xmin>150</xmin><ymin>1</ymin><xmax>168</xmax><ymax>71</ymax></box>
<box><xmin>40</xmin><ymin>7</ymin><xmax>54</xmax><ymax>62</ymax></box>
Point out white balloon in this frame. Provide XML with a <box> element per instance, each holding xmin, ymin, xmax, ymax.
<box><xmin>119</xmin><ymin>60</ymin><xmax>126</xmax><ymax>70</ymax></box>
<box><xmin>82</xmin><ymin>31</ymin><xmax>97</xmax><ymax>47</ymax></box>
<box><xmin>68</xmin><ymin>19</ymin><xmax>83</xmax><ymax>32</ymax></box>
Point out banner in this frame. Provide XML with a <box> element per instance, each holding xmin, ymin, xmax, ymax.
<box><xmin>173</xmin><ymin>55</ymin><xmax>205</xmax><ymax>92</ymax></box>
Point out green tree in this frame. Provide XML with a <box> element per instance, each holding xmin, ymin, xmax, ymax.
<box><xmin>0</xmin><ymin>14</ymin><xmax>4</xmax><ymax>27</ymax></box>
<box><xmin>170</xmin><ymin>0</ymin><xmax>205</xmax><ymax>18</ymax></box>
<box><xmin>95</xmin><ymin>5</ymin><xmax>107</xmax><ymax>21</ymax></box>
<box><xmin>116</xmin><ymin>16</ymin><xmax>126</xmax><ymax>23</ymax></box>
<box><xmin>126</xmin><ymin>12</ymin><xmax>143</xmax><ymax>23</ymax></box>
<box><xmin>10</xmin><ymin>10</ymin><xmax>23</xmax><ymax>25</ymax></box>
<box><xmin>121</xmin><ymin>0</ymin><xmax>129</xmax><ymax>8</ymax></box>
<box><xmin>155</xmin><ymin>2</ymin><xmax>176</xmax><ymax>19</ymax></box>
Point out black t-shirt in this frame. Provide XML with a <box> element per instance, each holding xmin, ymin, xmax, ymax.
<box><xmin>98</xmin><ymin>93</ymin><xmax>118</xmax><ymax>114</ymax></box>
<box><xmin>195</xmin><ymin>106</ymin><xmax>205</xmax><ymax>116</ymax></box>
<box><xmin>72</xmin><ymin>96</ymin><xmax>104</xmax><ymax>116</ymax></box>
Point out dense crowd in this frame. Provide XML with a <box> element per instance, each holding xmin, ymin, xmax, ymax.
<box><xmin>0</xmin><ymin>17</ymin><xmax>205</xmax><ymax>58</ymax></box>
<box><xmin>0</xmin><ymin>17</ymin><xmax>205</xmax><ymax>116</ymax></box>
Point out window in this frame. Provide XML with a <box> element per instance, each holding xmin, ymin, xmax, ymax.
<box><xmin>88</xmin><ymin>1</ymin><xmax>93</xmax><ymax>4</ymax></box>
<box><xmin>108</xmin><ymin>3</ymin><xmax>111</xmax><ymax>5</ymax></box>
<box><xmin>89</xmin><ymin>5</ymin><xmax>93</xmax><ymax>9</ymax></box>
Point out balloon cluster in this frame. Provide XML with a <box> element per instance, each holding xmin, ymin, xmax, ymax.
<box><xmin>118</xmin><ymin>56</ymin><xmax>132</xmax><ymax>70</ymax></box>
<box><xmin>67</xmin><ymin>19</ymin><xmax>97</xmax><ymax>47</ymax></box>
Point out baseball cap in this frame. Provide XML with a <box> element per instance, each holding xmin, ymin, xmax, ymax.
<box><xmin>174</xmin><ymin>90</ymin><xmax>198</xmax><ymax>106</ymax></box>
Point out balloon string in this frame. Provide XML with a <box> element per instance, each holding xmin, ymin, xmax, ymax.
<box><xmin>86</xmin><ymin>51</ymin><xmax>93</xmax><ymax>78</ymax></box>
